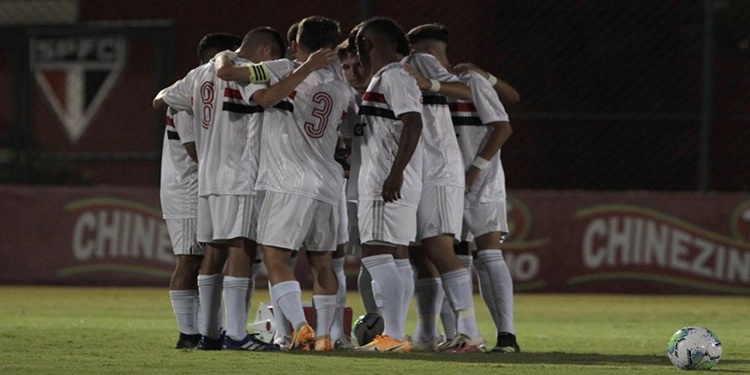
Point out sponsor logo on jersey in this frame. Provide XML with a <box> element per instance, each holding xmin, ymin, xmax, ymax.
<box><xmin>31</xmin><ymin>36</ymin><xmax>127</xmax><ymax>142</ymax></box>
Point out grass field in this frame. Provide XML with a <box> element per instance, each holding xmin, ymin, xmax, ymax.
<box><xmin>1</xmin><ymin>287</ymin><xmax>748</xmax><ymax>374</ymax></box>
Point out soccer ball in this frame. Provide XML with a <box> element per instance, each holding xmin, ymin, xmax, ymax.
<box><xmin>352</xmin><ymin>313</ymin><xmax>384</xmax><ymax>346</ymax></box>
<box><xmin>667</xmin><ymin>326</ymin><xmax>722</xmax><ymax>370</ymax></box>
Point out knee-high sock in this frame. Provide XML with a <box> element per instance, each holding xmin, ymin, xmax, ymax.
<box><xmin>441</xmin><ymin>268</ymin><xmax>480</xmax><ymax>338</ymax></box>
<box><xmin>170</xmin><ymin>289</ymin><xmax>199</xmax><ymax>335</ymax></box>
<box><xmin>395</xmin><ymin>259</ymin><xmax>414</xmax><ymax>327</ymax></box>
<box><xmin>412</xmin><ymin>277</ymin><xmax>442</xmax><ymax>342</ymax></box>
<box><xmin>197</xmin><ymin>273</ymin><xmax>224</xmax><ymax>339</ymax></box>
<box><xmin>223</xmin><ymin>276</ymin><xmax>250</xmax><ymax>340</ymax></box>
<box><xmin>330</xmin><ymin>257</ymin><xmax>347</xmax><ymax>341</ymax></box>
<box><xmin>313</xmin><ymin>294</ymin><xmax>337</xmax><ymax>338</ymax></box>
<box><xmin>361</xmin><ymin>254</ymin><xmax>405</xmax><ymax>340</ymax></box>
<box><xmin>477</xmin><ymin>249</ymin><xmax>515</xmax><ymax>334</ymax></box>
<box><xmin>357</xmin><ymin>265</ymin><xmax>378</xmax><ymax>314</ymax></box>
<box><xmin>271</xmin><ymin>280</ymin><xmax>307</xmax><ymax>331</ymax></box>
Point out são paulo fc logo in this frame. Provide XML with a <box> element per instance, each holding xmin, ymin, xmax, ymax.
<box><xmin>31</xmin><ymin>36</ymin><xmax>127</xmax><ymax>142</ymax></box>
<box><xmin>730</xmin><ymin>198</ymin><xmax>750</xmax><ymax>244</ymax></box>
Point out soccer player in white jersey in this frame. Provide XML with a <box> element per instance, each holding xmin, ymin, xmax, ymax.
<box><xmin>352</xmin><ymin>17</ymin><xmax>424</xmax><ymax>353</ymax></box>
<box><xmin>408</xmin><ymin>23</ymin><xmax>521</xmax><ymax>353</ymax></box>
<box><xmin>216</xmin><ymin>16</ymin><xmax>349</xmax><ymax>352</ymax></box>
<box><xmin>160</xmin><ymin>33</ymin><xmax>241</xmax><ymax>350</ymax></box>
<box><xmin>399</xmin><ymin>30</ymin><xmax>489</xmax><ymax>353</ymax></box>
<box><xmin>154</xmin><ymin>28</ymin><xmax>287</xmax><ymax>352</ymax></box>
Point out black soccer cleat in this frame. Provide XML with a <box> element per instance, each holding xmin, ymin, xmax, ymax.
<box><xmin>197</xmin><ymin>334</ymin><xmax>225</xmax><ymax>350</ymax></box>
<box><xmin>175</xmin><ymin>332</ymin><xmax>201</xmax><ymax>350</ymax></box>
<box><xmin>222</xmin><ymin>333</ymin><xmax>280</xmax><ymax>351</ymax></box>
<box><xmin>490</xmin><ymin>332</ymin><xmax>520</xmax><ymax>353</ymax></box>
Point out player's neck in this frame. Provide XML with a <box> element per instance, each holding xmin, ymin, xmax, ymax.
<box><xmin>370</xmin><ymin>51</ymin><xmax>400</xmax><ymax>73</ymax></box>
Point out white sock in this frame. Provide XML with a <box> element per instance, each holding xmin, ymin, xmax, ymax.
<box><xmin>312</xmin><ymin>294</ymin><xmax>337</xmax><ymax>338</ymax></box>
<box><xmin>441</xmin><ymin>268</ymin><xmax>480</xmax><ymax>338</ymax></box>
<box><xmin>440</xmin><ymin>293</ymin><xmax>456</xmax><ymax>340</ymax></box>
<box><xmin>478</xmin><ymin>249</ymin><xmax>515</xmax><ymax>334</ymax></box>
<box><xmin>457</xmin><ymin>254</ymin><xmax>473</xmax><ymax>270</ymax></box>
<box><xmin>330</xmin><ymin>257</ymin><xmax>347</xmax><ymax>341</ymax></box>
<box><xmin>358</xmin><ymin>265</ymin><xmax>378</xmax><ymax>314</ymax></box>
<box><xmin>361</xmin><ymin>254</ymin><xmax>405</xmax><ymax>340</ymax></box>
<box><xmin>197</xmin><ymin>273</ymin><xmax>224</xmax><ymax>339</ymax></box>
<box><xmin>271</xmin><ymin>280</ymin><xmax>307</xmax><ymax>331</ymax></box>
<box><xmin>412</xmin><ymin>278</ymin><xmax>441</xmax><ymax>342</ymax></box>
<box><xmin>395</xmin><ymin>259</ymin><xmax>414</xmax><ymax>327</ymax></box>
<box><xmin>247</xmin><ymin>261</ymin><xmax>262</xmax><ymax>315</ymax></box>
<box><xmin>269</xmin><ymin>280</ymin><xmax>291</xmax><ymax>340</ymax></box>
<box><xmin>223</xmin><ymin>276</ymin><xmax>250</xmax><ymax>340</ymax></box>
<box><xmin>170</xmin><ymin>290</ymin><xmax>199</xmax><ymax>335</ymax></box>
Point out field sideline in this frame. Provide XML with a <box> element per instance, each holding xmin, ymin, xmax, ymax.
<box><xmin>0</xmin><ymin>287</ymin><xmax>748</xmax><ymax>374</ymax></box>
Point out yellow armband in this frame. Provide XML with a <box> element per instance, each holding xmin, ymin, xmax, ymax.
<box><xmin>247</xmin><ymin>63</ymin><xmax>271</xmax><ymax>84</ymax></box>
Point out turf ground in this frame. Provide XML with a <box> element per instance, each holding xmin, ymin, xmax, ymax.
<box><xmin>0</xmin><ymin>287</ymin><xmax>748</xmax><ymax>374</ymax></box>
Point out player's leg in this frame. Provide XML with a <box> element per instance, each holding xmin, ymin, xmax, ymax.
<box><xmin>394</xmin><ymin>245</ymin><xmax>414</xmax><ymax>334</ymax></box>
<box><xmin>330</xmin><ymin>190</ymin><xmax>350</xmax><ymax>349</ymax></box>
<box><xmin>195</xmin><ymin>196</ymin><xmax>228</xmax><ymax>350</ymax></box>
<box><xmin>167</xmin><ymin>217</ymin><xmax>203</xmax><ymax>349</ymax></box>
<box><xmin>408</xmin><ymin>244</ymin><xmax>444</xmax><ymax>351</ymax></box>
<box><xmin>348</xmin><ymin>201</ymin><xmax>379</xmax><ymax>315</ymax></box>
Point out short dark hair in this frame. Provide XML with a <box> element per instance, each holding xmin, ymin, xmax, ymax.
<box><xmin>298</xmin><ymin>16</ymin><xmax>341</xmax><ymax>51</ymax></box>
<box><xmin>406</xmin><ymin>23</ymin><xmax>450</xmax><ymax>45</ymax></box>
<box><xmin>359</xmin><ymin>17</ymin><xmax>410</xmax><ymax>56</ymax></box>
<box><xmin>336</xmin><ymin>38</ymin><xmax>356</xmax><ymax>59</ymax></box>
<box><xmin>242</xmin><ymin>27</ymin><xmax>286</xmax><ymax>59</ymax></box>
<box><xmin>287</xmin><ymin>22</ymin><xmax>299</xmax><ymax>45</ymax></box>
<box><xmin>197</xmin><ymin>33</ymin><xmax>242</xmax><ymax>62</ymax></box>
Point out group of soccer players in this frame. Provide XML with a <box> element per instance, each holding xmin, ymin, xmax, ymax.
<box><xmin>154</xmin><ymin>15</ymin><xmax>520</xmax><ymax>354</ymax></box>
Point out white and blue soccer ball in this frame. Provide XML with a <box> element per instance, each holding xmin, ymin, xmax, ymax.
<box><xmin>667</xmin><ymin>326</ymin><xmax>722</xmax><ymax>370</ymax></box>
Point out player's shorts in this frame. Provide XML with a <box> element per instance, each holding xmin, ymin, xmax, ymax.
<box><xmin>346</xmin><ymin>201</ymin><xmax>362</xmax><ymax>256</ymax></box>
<box><xmin>358</xmin><ymin>199</ymin><xmax>418</xmax><ymax>247</ymax></box>
<box><xmin>256</xmin><ymin>191</ymin><xmax>338</xmax><ymax>252</ymax></box>
<box><xmin>416</xmin><ymin>185</ymin><xmax>464</xmax><ymax>241</ymax></box>
<box><xmin>461</xmin><ymin>200</ymin><xmax>509</xmax><ymax>242</ymax></box>
<box><xmin>197</xmin><ymin>194</ymin><xmax>256</xmax><ymax>243</ymax></box>
<box><xmin>165</xmin><ymin>217</ymin><xmax>204</xmax><ymax>256</ymax></box>
<box><xmin>337</xmin><ymin>184</ymin><xmax>349</xmax><ymax>246</ymax></box>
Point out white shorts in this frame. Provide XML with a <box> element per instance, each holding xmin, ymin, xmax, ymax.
<box><xmin>197</xmin><ymin>194</ymin><xmax>256</xmax><ymax>243</ymax></box>
<box><xmin>337</xmin><ymin>184</ymin><xmax>349</xmax><ymax>245</ymax></box>
<box><xmin>256</xmin><ymin>191</ymin><xmax>338</xmax><ymax>252</ymax></box>
<box><xmin>165</xmin><ymin>217</ymin><xmax>204</xmax><ymax>256</ymax></box>
<box><xmin>462</xmin><ymin>200</ymin><xmax>509</xmax><ymax>242</ymax></box>
<box><xmin>416</xmin><ymin>185</ymin><xmax>464</xmax><ymax>241</ymax></box>
<box><xmin>358</xmin><ymin>199</ymin><xmax>417</xmax><ymax>247</ymax></box>
<box><xmin>346</xmin><ymin>201</ymin><xmax>362</xmax><ymax>256</ymax></box>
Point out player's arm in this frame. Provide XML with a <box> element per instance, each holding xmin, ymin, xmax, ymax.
<box><xmin>465</xmin><ymin>121</ymin><xmax>512</xmax><ymax>192</ymax></box>
<box><xmin>404</xmin><ymin>63</ymin><xmax>471</xmax><ymax>100</ymax></box>
<box><xmin>252</xmin><ymin>48</ymin><xmax>338</xmax><ymax>109</ymax></box>
<box><xmin>454</xmin><ymin>62</ymin><xmax>520</xmax><ymax>105</ymax></box>
<box><xmin>382</xmin><ymin>112</ymin><xmax>422</xmax><ymax>203</ymax></box>
<box><xmin>183</xmin><ymin>142</ymin><xmax>198</xmax><ymax>163</ymax></box>
<box><xmin>153</xmin><ymin>80</ymin><xmax>180</xmax><ymax>109</ymax></box>
<box><xmin>214</xmin><ymin>51</ymin><xmax>253</xmax><ymax>83</ymax></box>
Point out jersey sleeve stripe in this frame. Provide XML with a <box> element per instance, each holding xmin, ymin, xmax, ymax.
<box><xmin>362</xmin><ymin>91</ymin><xmax>388</xmax><ymax>104</ymax></box>
<box><xmin>451</xmin><ymin>116</ymin><xmax>484</xmax><ymax>126</ymax></box>
<box><xmin>359</xmin><ymin>105</ymin><xmax>397</xmax><ymax>120</ymax></box>
<box><xmin>422</xmin><ymin>95</ymin><xmax>448</xmax><ymax>105</ymax></box>
<box><xmin>222</xmin><ymin>102</ymin><xmax>264</xmax><ymax>114</ymax></box>
<box><xmin>166</xmin><ymin>130</ymin><xmax>181</xmax><ymax>140</ymax></box>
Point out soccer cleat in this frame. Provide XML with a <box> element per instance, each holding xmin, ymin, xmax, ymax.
<box><xmin>410</xmin><ymin>336</ymin><xmax>441</xmax><ymax>352</ymax></box>
<box><xmin>289</xmin><ymin>323</ymin><xmax>316</xmax><ymax>350</ymax></box>
<box><xmin>354</xmin><ymin>335</ymin><xmax>411</xmax><ymax>353</ymax></box>
<box><xmin>440</xmin><ymin>333</ymin><xmax>487</xmax><ymax>353</ymax></box>
<box><xmin>175</xmin><ymin>332</ymin><xmax>201</xmax><ymax>349</ymax></box>
<box><xmin>490</xmin><ymin>332</ymin><xmax>521</xmax><ymax>353</ymax></box>
<box><xmin>333</xmin><ymin>336</ymin><xmax>353</xmax><ymax>350</ymax></box>
<box><xmin>196</xmin><ymin>334</ymin><xmax>224</xmax><ymax>351</ymax></box>
<box><xmin>222</xmin><ymin>333</ymin><xmax>281</xmax><ymax>351</ymax></box>
<box><xmin>313</xmin><ymin>335</ymin><xmax>333</xmax><ymax>351</ymax></box>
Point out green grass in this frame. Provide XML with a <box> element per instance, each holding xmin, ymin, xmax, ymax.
<box><xmin>0</xmin><ymin>287</ymin><xmax>748</xmax><ymax>374</ymax></box>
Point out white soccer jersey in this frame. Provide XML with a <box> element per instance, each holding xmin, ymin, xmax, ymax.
<box><xmin>358</xmin><ymin>62</ymin><xmax>423</xmax><ymax>207</ymax></box>
<box><xmin>244</xmin><ymin>59</ymin><xmax>351</xmax><ymax>205</ymax></box>
<box><xmin>160</xmin><ymin>57</ymin><xmax>263</xmax><ymax>197</ymax></box>
<box><xmin>402</xmin><ymin>53</ymin><xmax>464</xmax><ymax>189</ymax></box>
<box><xmin>452</xmin><ymin>70</ymin><xmax>511</xmax><ymax>204</ymax></box>
<box><xmin>159</xmin><ymin>108</ymin><xmax>198</xmax><ymax>219</ymax></box>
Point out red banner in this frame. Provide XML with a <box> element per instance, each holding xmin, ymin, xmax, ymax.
<box><xmin>1</xmin><ymin>186</ymin><xmax>749</xmax><ymax>294</ymax></box>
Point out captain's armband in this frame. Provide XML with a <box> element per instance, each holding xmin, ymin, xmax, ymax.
<box><xmin>247</xmin><ymin>63</ymin><xmax>271</xmax><ymax>84</ymax></box>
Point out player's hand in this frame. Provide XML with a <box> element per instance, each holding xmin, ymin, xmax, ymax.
<box><xmin>454</xmin><ymin>62</ymin><xmax>488</xmax><ymax>79</ymax></box>
<box><xmin>215</xmin><ymin>50</ymin><xmax>238</xmax><ymax>62</ymax></box>
<box><xmin>381</xmin><ymin>171</ymin><xmax>404</xmax><ymax>203</ymax></box>
<box><xmin>465</xmin><ymin>166</ymin><xmax>481</xmax><ymax>193</ymax></box>
<box><xmin>403</xmin><ymin>63</ymin><xmax>430</xmax><ymax>90</ymax></box>
<box><xmin>305</xmin><ymin>48</ymin><xmax>338</xmax><ymax>71</ymax></box>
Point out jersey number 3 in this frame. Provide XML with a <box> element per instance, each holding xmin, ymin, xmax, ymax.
<box><xmin>304</xmin><ymin>91</ymin><xmax>333</xmax><ymax>138</ymax></box>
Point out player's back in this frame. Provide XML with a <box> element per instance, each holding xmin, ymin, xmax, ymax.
<box><xmin>259</xmin><ymin>61</ymin><xmax>350</xmax><ymax>204</ymax></box>
<box><xmin>403</xmin><ymin>53</ymin><xmax>463</xmax><ymax>189</ymax></box>
<box><xmin>160</xmin><ymin>108</ymin><xmax>198</xmax><ymax>219</ymax></box>
<box><xmin>190</xmin><ymin>59</ymin><xmax>262</xmax><ymax>197</ymax></box>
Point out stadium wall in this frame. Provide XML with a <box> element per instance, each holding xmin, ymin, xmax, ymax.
<box><xmin>1</xmin><ymin>186</ymin><xmax>748</xmax><ymax>295</ymax></box>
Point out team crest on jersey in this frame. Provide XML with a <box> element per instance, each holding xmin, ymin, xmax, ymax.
<box><xmin>30</xmin><ymin>36</ymin><xmax>127</xmax><ymax>142</ymax></box>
